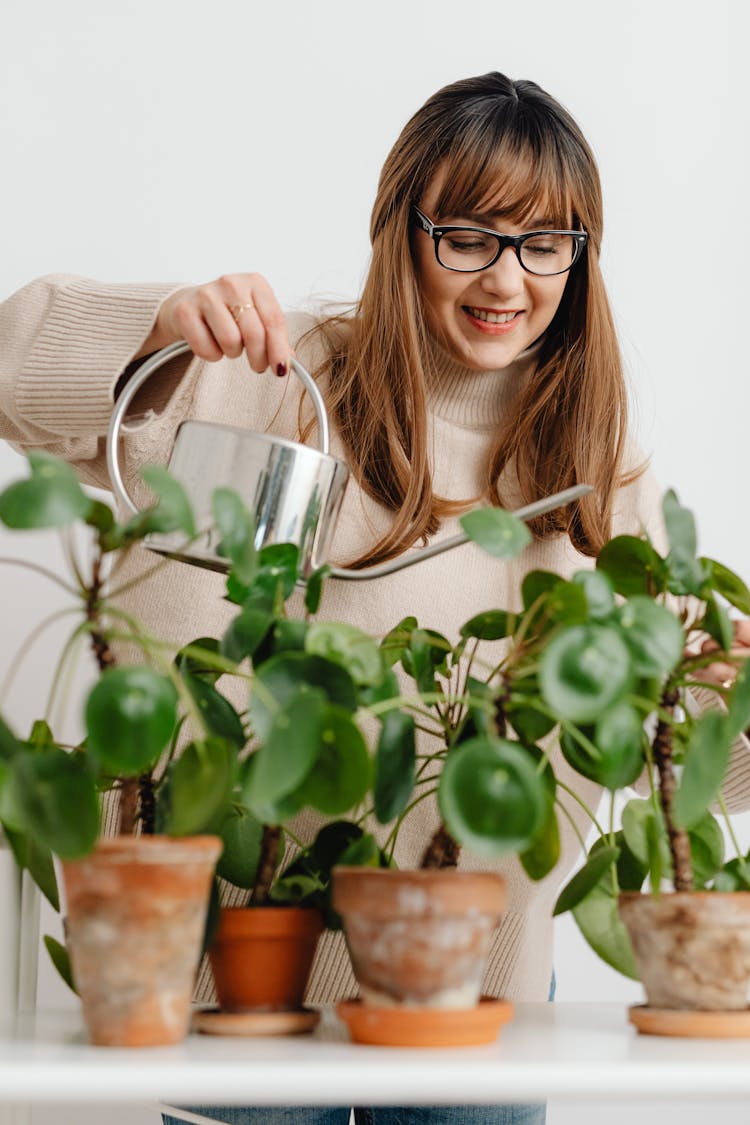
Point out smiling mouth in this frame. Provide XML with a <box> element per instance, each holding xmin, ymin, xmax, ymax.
<box><xmin>463</xmin><ymin>306</ymin><xmax>522</xmax><ymax>324</ymax></box>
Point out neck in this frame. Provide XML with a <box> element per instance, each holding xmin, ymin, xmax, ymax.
<box><xmin>425</xmin><ymin>334</ymin><xmax>542</xmax><ymax>429</ymax></box>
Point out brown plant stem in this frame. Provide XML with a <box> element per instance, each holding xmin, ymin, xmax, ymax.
<box><xmin>138</xmin><ymin>773</ymin><xmax>156</xmax><ymax>835</ymax></box>
<box><xmin>653</xmin><ymin>685</ymin><xmax>693</xmax><ymax>892</ymax></box>
<box><xmin>420</xmin><ymin>823</ymin><xmax>461</xmax><ymax>869</ymax></box>
<box><xmin>250</xmin><ymin>825</ymin><xmax>282</xmax><ymax>905</ymax></box>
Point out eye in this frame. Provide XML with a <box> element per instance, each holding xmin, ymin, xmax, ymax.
<box><xmin>444</xmin><ymin>233</ymin><xmax>495</xmax><ymax>254</ymax></box>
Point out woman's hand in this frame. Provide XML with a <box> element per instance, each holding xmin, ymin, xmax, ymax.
<box><xmin>140</xmin><ymin>273</ymin><xmax>292</xmax><ymax>376</ymax></box>
<box><xmin>691</xmin><ymin>618</ymin><xmax>750</xmax><ymax>692</ymax></box>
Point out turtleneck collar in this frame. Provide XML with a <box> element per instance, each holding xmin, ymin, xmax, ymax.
<box><xmin>425</xmin><ymin>334</ymin><xmax>543</xmax><ymax>430</ymax></box>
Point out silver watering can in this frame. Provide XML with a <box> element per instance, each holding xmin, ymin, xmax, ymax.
<box><xmin>107</xmin><ymin>341</ymin><xmax>591</xmax><ymax>582</ymax></box>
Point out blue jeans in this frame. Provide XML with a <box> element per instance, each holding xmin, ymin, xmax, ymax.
<box><xmin>162</xmin><ymin>976</ymin><xmax>555</xmax><ymax>1125</ymax></box>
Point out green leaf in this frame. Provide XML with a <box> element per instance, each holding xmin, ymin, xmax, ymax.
<box><xmin>380</xmin><ymin>616</ymin><xmax>418</xmax><ymax>668</ymax></box>
<box><xmin>616</xmin><ymin>597</ymin><xmax>685</xmax><ymax>679</ymax></box>
<box><xmin>239</xmin><ymin>754</ymin><xmax>305</xmax><ymax>825</ymax></box>
<box><xmin>2</xmin><ymin>826</ymin><xmax>60</xmax><ymax>910</ymax></box>
<box><xmin>182</xmin><ymin>672</ymin><xmax>246</xmax><ymax>749</ymax></box>
<box><xmin>306</xmin><ymin>622</ymin><xmax>385</xmax><ymax>687</ymax></box>
<box><xmin>620</xmin><ymin>799</ymin><xmax>672</xmax><ymax>878</ymax></box>
<box><xmin>139</xmin><ymin>464</ymin><xmax>196</xmax><ymax>537</ymax></box>
<box><xmin>337</xmin><ymin>832</ymin><xmax>382</xmax><ymax>868</ymax></box>
<box><xmin>520</xmin><ymin>795</ymin><xmax>560</xmax><ymax>881</ymax></box>
<box><xmin>0</xmin><ymin>715</ymin><xmax>21</xmax><ymax>762</ymax></box>
<box><xmin>216</xmin><ymin>805</ymin><xmax>264</xmax><ymax>889</ymax></box>
<box><xmin>572</xmin><ymin>882</ymin><xmax>640</xmax><ymax>979</ymax></box>
<box><xmin>249</xmin><ymin>652</ymin><xmax>357</xmax><ymax>741</ymax></box>
<box><xmin>0</xmin><ymin>451</ymin><xmax>92</xmax><ymax>529</ymax></box>
<box><xmin>403</xmin><ymin>628</ymin><xmax>451</xmax><ymax>693</ymax></box>
<box><xmin>539</xmin><ymin>624</ymin><xmax>632</xmax><ymax>723</ymax></box>
<box><xmin>591</xmin><ymin>702</ymin><xmax>645</xmax><ymax>789</ymax></box>
<box><xmin>460</xmin><ymin>506</ymin><xmax>531</xmax><ymax>558</ymax></box>
<box><xmin>701</xmin><ymin>596</ymin><xmax>735</xmax><ymax>652</ymax></box>
<box><xmin>85</xmin><ymin>667</ymin><xmax>178</xmax><ymax>777</ymax></box>
<box><xmin>596</xmin><ymin>535</ymin><xmax>667</xmax><ymax>597</ymax></box>
<box><xmin>460</xmin><ymin>610</ymin><xmax>513</xmax><ymax>641</ymax></box>
<box><xmin>553</xmin><ymin>845</ymin><xmax>620</xmax><ymax>916</ymax></box>
<box><xmin>212</xmin><ymin>487</ymin><xmax>257</xmax><ymax>584</ymax></box>
<box><xmin>726</xmin><ymin>660</ymin><xmax>750</xmax><ymax>740</ymax></box>
<box><xmin>374</xmin><ymin>710</ymin><xmax>416</xmax><ymax>823</ymax></box>
<box><xmin>662</xmin><ymin>489</ymin><xmax>704</xmax><ymax>595</ymax></box>
<box><xmin>304</xmin><ymin>564</ymin><xmax>331</xmax><ymax>615</ymax></box>
<box><xmin>270</xmin><ymin>873</ymin><xmax>323</xmax><ymax>904</ymax></box>
<box><xmin>254</xmin><ymin>543</ymin><xmax>300</xmax><ymax>601</ymax></box>
<box><xmin>43</xmin><ymin>935</ymin><xmax>77</xmax><ymax>995</ymax></box>
<box><xmin>689</xmin><ymin>812</ymin><xmax>725</xmax><ymax>888</ymax></box>
<box><xmin>163</xmin><ymin>738</ymin><xmax>237</xmax><ymax>835</ymax></box>
<box><xmin>292</xmin><ymin>706</ymin><xmax>370</xmax><ymax>815</ymax></box>
<box><xmin>572</xmin><ymin>569</ymin><xmax>616</xmax><ymax>619</ymax></box>
<box><xmin>85</xmin><ymin>498</ymin><xmax>116</xmax><ymax>539</ymax></box>
<box><xmin>674</xmin><ymin>709</ymin><xmax>732</xmax><ymax>829</ymax></box>
<box><xmin>247</xmin><ymin>688</ymin><xmax>326</xmax><ymax>804</ymax></box>
<box><xmin>438</xmin><ymin>737</ymin><xmax>546</xmax><ymax>857</ymax></box>
<box><xmin>176</xmin><ymin>636</ymin><xmax>224</xmax><ymax>684</ymax></box>
<box><xmin>221</xmin><ymin>606</ymin><xmax>274</xmax><ymax>663</ymax></box>
<box><xmin>700</xmin><ymin>558</ymin><xmax>750</xmax><ymax>615</ymax></box>
<box><xmin>11</xmin><ymin>750</ymin><xmax>99</xmax><ymax>859</ymax></box>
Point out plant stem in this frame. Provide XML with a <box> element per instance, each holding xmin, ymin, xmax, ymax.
<box><xmin>653</xmin><ymin>686</ymin><xmax>693</xmax><ymax>892</ymax></box>
<box><xmin>250</xmin><ymin>825</ymin><xmax>282</xmax><ymax>905</ymax></box>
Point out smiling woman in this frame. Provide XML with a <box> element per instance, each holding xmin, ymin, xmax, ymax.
<box><xmin>1</xmin><ymin>65</ymin><xmax>749</xmax><ymax>1125</ymax></box>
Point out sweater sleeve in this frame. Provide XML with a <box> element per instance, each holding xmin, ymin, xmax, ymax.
<box><xmin>0</xmin><ymin>273</ymin><xmax>188</xmax><ymax>486</ymax></box>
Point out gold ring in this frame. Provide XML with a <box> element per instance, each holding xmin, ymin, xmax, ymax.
<box><xmin>230</xmin><ymin>301</ymin><xmax>255</xmax><ymax>323</ymax></box>
<box><xmin>722</xmin><ymin>678</ymin><xmax>734</xmax><ymax>691</ymax></box>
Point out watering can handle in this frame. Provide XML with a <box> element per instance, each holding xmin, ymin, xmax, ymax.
<box><xmin>106</xmin><ymin>341</ymin><xmax>331</xmax><ymax>517</ymax></box>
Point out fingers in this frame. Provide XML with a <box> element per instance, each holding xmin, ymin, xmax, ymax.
<box><xmin>159</xmin><ymin>274</ymin><xmax>292</xmax><ymax>374</ymax></box>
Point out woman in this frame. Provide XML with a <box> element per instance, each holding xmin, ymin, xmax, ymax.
<box><xmin>2</xmin><ymin>72</ymin><xmax>748</xmax><ymax>1125</ymax></box>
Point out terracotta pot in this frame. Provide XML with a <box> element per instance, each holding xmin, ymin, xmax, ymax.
<box><xmin>619</xmin><ymin>891</ymin><xmax>750</xmax><ymax>1010</ymax></box>
<box><xmin>62</xmin><ymin>835</ymin><xmax>221</xmax><ymax>1046</ymax></box>
<box><xmin>332</xmin><ymin>867</ymin><xmax>505</xmax><ymax>1009</ymax></box>
<box><xmin>209</xmin><ymin>906</ymin><xmax>324</xmax><ymax>1011</ymax></box>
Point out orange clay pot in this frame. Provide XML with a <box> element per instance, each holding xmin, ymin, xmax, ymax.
<box><xmin>332</xmin><ymin>867</ymin><xmax>506</xmax><ymax>1009</ymax></box>
<box><xmin>62</xmin><ymin>835</ymin><xmax>221</xmax><ymax>1047</ymax></box>
<box><xmin>209</xmin><ymin>906</ymin><xmax>324</xmax><ymax>1011</ymax></box>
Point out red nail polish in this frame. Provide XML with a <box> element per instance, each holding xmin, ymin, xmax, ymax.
<box><xmin>276</xmin><ymin>362</ymin><xmax>287</xmax><ymax>377</ymax></box>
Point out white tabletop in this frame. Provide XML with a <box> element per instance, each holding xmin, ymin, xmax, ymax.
<box><xmin>1</xmin><ymin>1003</ymin><xmax>750</xmax><ymax>1107</ymax></box>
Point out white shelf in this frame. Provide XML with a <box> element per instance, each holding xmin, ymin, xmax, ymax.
<box><xmin>2</xmin><ymin>1003</ymin><xmax>750</xmax><ymax>1106</ymax></box>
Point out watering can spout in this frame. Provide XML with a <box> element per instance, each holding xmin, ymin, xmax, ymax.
<box><xmin>106</xmin><ymin>343</ymin><xmax>593</xmax><ymax>583</ymax></box>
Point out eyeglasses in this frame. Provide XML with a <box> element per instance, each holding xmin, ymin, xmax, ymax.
<box><xmin>411</xmin><ymin>205</ymin><xmax>588</xmax><ymax>277</ymax></box>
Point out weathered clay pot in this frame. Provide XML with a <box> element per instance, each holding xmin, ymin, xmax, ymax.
<box><xmin>332</xmin><ymin>867</ymin><xmax>506</xmax><ymax>1009</ymax></box>
<box><xmin>62</xmin><ymin>835</ymin><xmax>221</xmax><ymax>1046</ymax></box>
<box><xmin>619</xmin><ymin>891</ymin><xmax>750</xmax><ymax>1010</ymax></box>
<box><xmin>209</xmin><ymin>906</ymin><xmax>324</xmax><ymax>1011</ymax></box>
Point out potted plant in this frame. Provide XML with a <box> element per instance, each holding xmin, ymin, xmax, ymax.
<box><xmin>530</xmin><ymin>490</ymin><xmax>750</xmax><ymax>1035</ymax></box>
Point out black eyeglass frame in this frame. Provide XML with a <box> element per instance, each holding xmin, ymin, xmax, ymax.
<box><xmin>411</xmin><ymin>205</ymin><xmax>589</xmax><ymax>277</ymax></box>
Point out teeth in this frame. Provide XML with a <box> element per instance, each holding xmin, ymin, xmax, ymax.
<box><xmin>468</xmin><ymin>308</ymin><xmax>518</xmax><ymax>324</ymax></box>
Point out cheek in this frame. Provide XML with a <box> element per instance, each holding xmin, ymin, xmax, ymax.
<box><xmin>532</xmin><ymin>278</ymin><xmax>568</xmax><ymax>322</ymax></box>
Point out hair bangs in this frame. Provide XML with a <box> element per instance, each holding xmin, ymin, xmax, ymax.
<box><xmin>434</xmin><ymin>123</ymin><xmax>577</xmax><ymax>230</ymax></box>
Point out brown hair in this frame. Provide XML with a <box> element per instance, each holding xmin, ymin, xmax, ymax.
<box><xmin>304</xmin><ymin>72</ymin><xmax>640</xmax><ymax>567</ymax></box>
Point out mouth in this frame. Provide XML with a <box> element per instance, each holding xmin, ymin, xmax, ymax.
<box><xmin>462</xmin><ymin>306</ymin><xmax>523</xmax><ymax>332</ymax></box>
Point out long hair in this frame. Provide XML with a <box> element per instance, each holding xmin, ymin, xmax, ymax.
<box><xmin>303</xmin><ymin>72</ymin><xmax>639</xmax><ymax>566</ymax></box>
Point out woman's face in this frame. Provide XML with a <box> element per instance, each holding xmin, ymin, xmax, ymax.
<box><xmin>412</xmin><ymin>174</ymin><xmax>571</xmax><ymax>371</ymax></box>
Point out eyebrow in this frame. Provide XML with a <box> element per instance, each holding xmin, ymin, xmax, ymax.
<box><xmin>447</xmin><ymin>210</ymin><xmax>560</xmax><ymax>230</ymax></box>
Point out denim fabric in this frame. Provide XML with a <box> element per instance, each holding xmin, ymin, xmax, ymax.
<box><xmin>161</xmin><ymin>976</ymin><xmax>556</xmax><ymax>1125</ymax></box>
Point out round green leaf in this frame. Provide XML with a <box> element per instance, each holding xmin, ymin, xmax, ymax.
<box><xmin>374</xmin><ymin>710</ymin><xmax>416</xmax><ymax>823</ymax></box>
<box><xmin>163</xmin><ymin>737</ymin><xmax>237</xmax><ymax>835</ymax></box>
<box><xmin>520</xmin><ymin>796</ymin><xmax>560</xmax><ymax>881</ymax></box>
<box><xmin>616</xmin><ymin>597</ymin><xmax>684</xmax><ymax>678</ymax></box>
<box><xmin>674</xmin><ymin>709</ymin><xmax>732</xmax><ymax>829</ymax></box>
<box><xmin>553</xmin><ymin>845</ymin><xmax>619</xmax><ymax>916</ymax></box>
<box><xmin>139</xmin><ymin>465</ymin><xmax>196</xmax><ymax>537</ymax></box>
<box><xmin>460</xmin><ymin>611</ymin><xmax>513</xmax><ymax>641</ymax></box>
<box><xmin>216</xmin><ymin>805</ymin><xmax>264</xmax><ymax>889</ymax></box>
<box><xmin>221</xmin><ymin>606</ymin><xmax>274</xmax><ymax>663</ymax></box>
<box><xmin>592</xmin><ymin>701</ymin><xmax>646</xmax><ymax>789</ymax></box>
<box><xmin>438</xmin><ymin>737</ymin><xmax>546</xmax><ymax>857</ymax></box>
<box><xmin>85</xmin><ymin>667</ymin><xmax>178</xmax><ymax>776</ymax></box>
<box><xmin>212</xmin><ymin>487</ymin><xmax>257</xmax><ymax>584</ymax></box>
<box><xmin>182</xmin><ymin>672</ymin><xmax>246</xmax><ymax>748</ymax></box>
<box><xmin>293</xmin><ymin>706</ymin><xmax>370</xmax><ymax>815</ymax></box>
<box><xmin>306</xmin><ymin>621</ymin><xmax>385</xmax><ymax>687</ymax></box>
<box><xmin>596</xmin><ymin>535</ymin><xmax>667</xmax><ymax>596</ymax></box>
<box><xmin>459</xmin><ymin>507</ymin><xmax>531</xmax><ymax>559</ymax></box>
<box><xmin>0</xmin><ymin>451</ymin><xmax>92</xmax><ymax>529</ymax></box>
<box><xmin>249</xmin><ymin>652</ymin><xmax>357</xmax><ymax>740</ymax></box>
<box><xmin>689</xmin><ymin>812</ymin><xmax>725</xmax><ymax>888</ymax></box>
<box><xmin>572</xmin><ymin>881</ymin><xmax>639</xmax><ymax>980</ymax></box>
<box><xmin>248</xmin><ymin>686</ymin><xmax>325</xmax><ymax>804</ymax></box>
<box><xmin>12</xmin><ymin>750</ymin><xmax>99</xmax><ymax>859</ymax></box>
<box><xmin>539</xmin><ymin>624</ymin><xmax>632</xmax><ymax>723</ymax></box>
<box><xmin>572</xmin><ymin>569</ymin><xmax>615</xmax><ymax>619</ymax></box>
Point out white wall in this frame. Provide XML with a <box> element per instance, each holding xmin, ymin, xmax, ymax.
<box><xmin>1</xmin><ymin>1</ymin><xmax>749</xmax><ymax>1122</ymax></box>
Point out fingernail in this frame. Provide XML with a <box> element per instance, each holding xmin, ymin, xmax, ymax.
<box><xmin>276</xmin><ymin>362</ymin><xmax>287</xmax><ymax>378</ymax></box>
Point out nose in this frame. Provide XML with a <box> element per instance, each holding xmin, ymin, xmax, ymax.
<box><xmin>478</xmin><ymin>246</ymin><xmax>525</xmax><ymax>297</ymax></box>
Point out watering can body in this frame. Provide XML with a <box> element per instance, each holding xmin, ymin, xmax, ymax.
<box><xmin>107</xmin><ymin>341</ymin><xmax>591</xmax><ymax>582</ymax></box>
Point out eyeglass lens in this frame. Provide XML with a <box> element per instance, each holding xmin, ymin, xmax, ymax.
<box><xmin>438</xmin><ymin>231</ymin><xmax>578</xmax><ymax>275</ymax></box>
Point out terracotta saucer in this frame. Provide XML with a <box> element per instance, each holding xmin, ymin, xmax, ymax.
<box><xmin>629</xmin><ymin>1004</ymin><xmax>750</xmax><ymax>1038</ymax></box>
<box><xmin>192</xmin><ymin>1007</ymin><xmax>320</xmax><ymax>1037</ymax></box>
<box><xmin>335</xmin><ymin>996</ymin><xmax>514</xmax><ymax>1047</ymax></box>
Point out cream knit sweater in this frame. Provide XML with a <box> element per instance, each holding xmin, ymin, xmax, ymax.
<box><xmin>2</xmin><ymin>274</ymin><xmax>750</xmax><ymax>1006</ymax></box>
